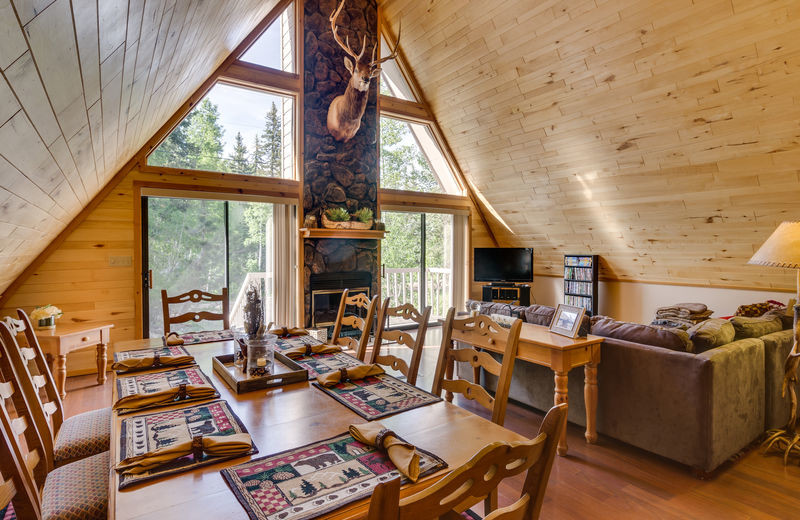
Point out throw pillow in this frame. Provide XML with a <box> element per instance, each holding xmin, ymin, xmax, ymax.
<box><xmin>762</xmin><ymin>308</ymin><xmax>794</xmax><ymax>330</ymax></box>
<box><xmin>729</xmin><ymin>315</ymin><xmax>783</xmax><ymax>339</ymax></box>
<box><xmin>687</xmin><ymin>318</ymin><xmax>735</xmax><ymax>352</ymax></box>
<box><xmin>523</xmin><ymin>305</ymin><xmax>555</xmax><ymax>326</ymax></box>
<box><xmin>590</xmin><ymin>317</ymin><xmax>693</xmax><ymax>352</ymax></box>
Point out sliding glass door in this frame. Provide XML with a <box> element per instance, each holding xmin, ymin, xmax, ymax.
<box><xmin>382</xmin><ymin>210</ymin><xmax>453</xmax><ymax>324</ymax></box>
<box><xmin>143</xmin><ymin>196</ymin><xmax>278</xmax><ymax>338</ymax></box>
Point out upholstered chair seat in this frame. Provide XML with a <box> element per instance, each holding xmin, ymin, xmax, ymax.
<box><xmin>41</xmin><ymin>451</ymin><xmax>109</xmax><ymax>520</ymax></box>
<box><xmin>53</xmin><ymin>407</ymin><xmax>112</xmax><ymax>466</ymax></box>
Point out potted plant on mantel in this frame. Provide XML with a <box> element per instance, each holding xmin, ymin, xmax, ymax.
<box><xmin>30</xmin><ymin>305</ymin><xmax>63</xmax><ymax>330</ymax></box>
<box><xmin>321</xmin><ymin>207</ymin><xmax>374</xmax><ymax>230</ymax></box>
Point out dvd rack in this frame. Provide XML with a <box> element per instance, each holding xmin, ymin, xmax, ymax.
<box><xmin>563</xmin><ymin>254</ymin><xmax>599</xmax><ymax>315</ymax></box>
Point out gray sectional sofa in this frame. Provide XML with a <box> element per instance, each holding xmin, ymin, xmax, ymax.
<box><xmin>464</xmin><ymin>300</ymin><xmax>794</xmax><ymax>473</ymax></box>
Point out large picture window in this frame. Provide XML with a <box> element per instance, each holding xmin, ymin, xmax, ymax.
<box><xmin>148</xmin><ymin>83</ymin><xmax>294</xmax><ymax>178</ymax></box>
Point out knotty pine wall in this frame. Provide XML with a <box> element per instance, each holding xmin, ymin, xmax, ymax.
<box><xmin>382</xmin><ymin>0</ymin><xmax>800</xmax><ymax>292</ymax></box>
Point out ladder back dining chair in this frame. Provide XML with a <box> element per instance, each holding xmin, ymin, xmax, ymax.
<box><xmin>330</xmin><ymin>289</ymin><xmax>379</xmax><ymax>361</ymax></box>
<box><xmin>367</xmin><ymin>403</ymin><xmax>568</xmax><ymax>520</ymax></box>
<box><xmin>0</xmin><ymin>322</ymin><xmax>109</xmax><ymax>519</ymax></box>
<box><xmin>369</xmin><ymin>299</ymin><xmax>431</xmax><ymax>386</ymax></box>
<box><xmin>161</xmin><ymin>288</ymin><xmax>230</xmax><ymax>334</ymax></box>
<box><xmin>433</xmin><ymin>308</ymin><xmax>522</xmax><ymax>427</ymax></box>
<box><xmin>2</xmin><ymin>311</ymin><xmax>111</xmax><ymax>468</ymax></box>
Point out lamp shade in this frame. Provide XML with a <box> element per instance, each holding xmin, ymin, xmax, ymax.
<box><xmin>749</xmin><ymin>221</ymin><xmax>800</xmax><ymax>268</ymax></box>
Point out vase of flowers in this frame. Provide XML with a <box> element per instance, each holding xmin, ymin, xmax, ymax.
<box><xmin>30</xmin><ymin>305</ymin><xmax>63</xmax><ymax>330</ymax></box>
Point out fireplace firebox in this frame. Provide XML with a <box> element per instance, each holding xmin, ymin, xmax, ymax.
<box><xmin>310</xmin><ymin>271</ymin><xmax>372</xmax><ymax>335</ymax></box>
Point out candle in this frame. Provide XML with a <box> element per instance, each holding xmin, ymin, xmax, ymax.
<box><xmin>257</xmin><ymin>357</ymin><xmax>267</xmax><ymax>367</ymax></box>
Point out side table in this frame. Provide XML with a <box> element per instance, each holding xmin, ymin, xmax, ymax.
<box><xmin>34</xmin><ymin>323</ymin><xmax>114</xmax><ymax>398</ymax></box>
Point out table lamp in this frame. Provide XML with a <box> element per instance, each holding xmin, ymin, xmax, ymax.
<box><xmin>749</xmin><ymin>221</ymin><xmax>800</xmax><ymax>462</ymax></box>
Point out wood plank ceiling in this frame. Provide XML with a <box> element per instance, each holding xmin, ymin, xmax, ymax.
<box><xmin>381</xmin><ymin>0</ymin><xmax>800</xmax><ymax>289</ymax></box>
<box><xmin>0</xmin><ymin>0</ymin><xmax>279</xmax><ymax>294</ymax></box>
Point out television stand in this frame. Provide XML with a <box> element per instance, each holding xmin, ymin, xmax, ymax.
<box><xmin>481</xmin><ymin>284</ymin><xmax>530</xmax><ymax>305</ymax></box>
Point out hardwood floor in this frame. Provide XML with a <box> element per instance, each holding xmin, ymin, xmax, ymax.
<box><xmin>66</xmin><ymin>328</ymin><xmax>800</xmax><ymax>519</ymax></box>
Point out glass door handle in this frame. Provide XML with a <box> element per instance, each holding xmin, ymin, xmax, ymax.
<box><xmin>148</xmin><ymin>270</ymin><xmax>153</xmax><ymax>289</ymax></box>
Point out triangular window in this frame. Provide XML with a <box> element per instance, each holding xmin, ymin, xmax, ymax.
<box><xmin>239</xmin><ymin>2</ymin><xmax>295</xmax><ymax>73</ymax></box>
<box><xmin>380</xmin><ymin>116</ymin><xmax>461</xmax><ymax>194</ymax></box>
<box><xmin>379</xmin><ymin>34</ymin><xmax>415</xmax><ymax>101</ymax></box>
<box><xmin>147</xmin><ymin>82</ymin><xmax>294</xmax><ymax>178</ymax></box>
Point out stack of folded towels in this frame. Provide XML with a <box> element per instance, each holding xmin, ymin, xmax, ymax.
<box><xmin>651</xmin><ymin>303</ymin><xmax>713</xmax><ymax>330</ymax></box>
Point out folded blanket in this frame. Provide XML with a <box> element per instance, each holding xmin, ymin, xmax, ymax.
<box><xmin>349</xmin><ymin>422</ymin><xmax>420</xmax><ymax>481</ymax></box>
<box><xmin>111</xmin><ymin>353</ymin><xmax>195</xmax><ymax>372</ymax></box>
<box><xmin>283</xmin><ymin>343</ymin><xmax>341</xmax><ymax>359</ymax></box>
<box><xmin>317</xmin><ymin>364</ymin><xmax>384</xmax><ymax>387</ymax></box>
<box><xmin>115</xmin><ymin>433</ymin><xmax>252</xmax><ymax>475</ymax></box>
<box><xmin>113</xmin><ymin>383</ymin><xmax>216</xmax><ymax>411</ymax></box>
<box><xmin>674</xmin><ymin>303</ymin><xmax>708</xmax><ymax>314</ymax></box>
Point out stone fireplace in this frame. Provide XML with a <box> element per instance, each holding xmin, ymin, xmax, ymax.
<box><xmin>302</xmin><ymin>0</ymin><xmax>380</xmax><ymax>327</ymax></box>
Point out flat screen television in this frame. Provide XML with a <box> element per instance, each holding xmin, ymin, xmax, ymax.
<box><xmin>473</xmin><ymin>247</ymin><xmax>533</xmax><ymax>283</ymax></box>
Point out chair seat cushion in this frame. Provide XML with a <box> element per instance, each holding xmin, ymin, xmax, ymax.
<box><xmin>41</xmin><ymin>451</ymin><xmax>108</xmax><ymax>520</ymax></box>
<box><xmin>53</xmin><ymin>407</ymin><xmax>111</xmax><ymax>466</ymax></box>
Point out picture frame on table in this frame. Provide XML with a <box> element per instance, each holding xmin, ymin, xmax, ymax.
<box><xmin>549</xmin><ymin>304</ymin><xmax>586</xmax><ymax>338</ymax></box>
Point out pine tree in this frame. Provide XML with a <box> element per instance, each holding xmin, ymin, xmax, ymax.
<box><xmin>262</xmin><ymin>102</ymin><xmax>282</xmax><ymax>177</ymax></box>
<box><xmin>148</xmin><ymin>113</ymin><xmax>200</xmax><ymax>169</ymax></box>
<box><xmin>250</xmin><ymin>133</ymin><xmax>266</xmax><ymax>176</ymax></box>
<box><xmin>230</xmin><ymin>132</ymin><xmax>250</xmax><ymax>174</ymax></box>
<box><xmin>187</xmin><ymin>99</ymin><xmax>225</xmax><ymax>172</ymax></box>
<box><xmin>299</xmin><ymin>479</ymin><xmax>316</xmax><ymax>496</ymax></box>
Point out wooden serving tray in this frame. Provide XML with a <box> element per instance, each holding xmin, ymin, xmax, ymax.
<box><xmin>212</xmin><ymin>352</ymin><xmax>308</xmax><ymax>393</ymax></box>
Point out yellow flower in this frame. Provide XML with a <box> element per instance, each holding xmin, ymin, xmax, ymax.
<box><xmin>30</xmin><ymin>305</ymin><xmax>63</xmax><ymax>322</ymax></box>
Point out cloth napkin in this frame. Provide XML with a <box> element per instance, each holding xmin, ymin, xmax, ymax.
<box><xmin>111</xmin><ymin>353</ymin><xmax>195</xmax><ymax>372</ymax></box>
<box><xmin>316</xmin><ymin>364</ymin><xmax>385</xmax><ymax>387</ymax></box>
<box><xmin>269</xmin><ymin>327</ymin><xmax>309</xmax><ymax>337</ymax></box>
<box><xmin>164</xmin><ymin>332</ymin><xmax>185</xmax><ymax>346</ymax></box>
<box><xmin>113</xmin><ymin>383</ymin><xmax>216</xmax><ymax>411</ymax></box>
<box><xmin>349</xmin><ymin>422</ymin><xmax>420</xmax><ymax>482</ymax></box>
<box><xmin>283</xmin><ymin>343</ymin><xmax>341</xmax><ymax>359</ymax></box>
<box><xmin>115</xmin><ymin>433</ymin><xmax>253</xmax><ymax>475</ymax></box>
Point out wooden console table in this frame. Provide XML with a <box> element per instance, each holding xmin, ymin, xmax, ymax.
<box><xmin>451</xmin><ymin>321</ymin><xmax>603</xmax><ymax>456</ymax></box>
<box><xmin>34</xmin><ymin>323</ymin><xmax>114</xmax><ymax>398</ymax></box>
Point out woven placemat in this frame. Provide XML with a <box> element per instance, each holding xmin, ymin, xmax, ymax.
<box><xmin>221</xmin><ymin>431</ymin><xmax>447</xmax><ymax>520</ymax></box>
<box><xmin>114</xmin><ymin>367</ymin><xmax>219</xmax><ymax>414</ymax></box>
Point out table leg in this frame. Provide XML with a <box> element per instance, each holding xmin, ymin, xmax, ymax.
<box><xmin>584</xmin><ymin>362</ymin><xmax>598</xmax><ymax>444</ymax></box>
<box><xmin>554</xmin><ymin>370</ymin><xmax>569</xmax><ymax>456</ymax></box>
<box><xmin>56</xmin><ymin>355</ymin><xmax>67</xmax><ymax>399</ymax></box>
<box><xmin>96</xmin><ymin>342</ymin><xmax>107</xmax><ymax>384</ymax></box>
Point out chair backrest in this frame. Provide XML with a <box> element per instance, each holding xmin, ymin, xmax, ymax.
<box><xmin>0</xmin><ymin>322</ymin><xmax>50</xmax><ymax>503</ymax></box>
<box><xmin>0</xmin><ymin>321</ymin><xmax>57</xmax><ymax>474</ymax></box>
<box><xmin>433</xmin><ymin>308</ymin><xmax>522</xmax><ymax>426</ymax></box>
<box><xmin>0</xmin><ymin>398</ymin><xmax>40</xmax><ymax>519</ymax></box>
<box><xmin>330</xmin><ymin>289</ymin><xmax>379</xmax><ymax>361</ymax></box>
<box><xmin>369</xmin><ymin>299</ymin><xmax>431</xmax><ymax>386</ymax></box>
<box><xmin>15</xmin><ymin>310</ymin><xmax>64</xmax><ymax>434</ymax></box>
<box><xmin>161</xmin><ymin>288</ymin><xmax>230</xmax><ymax>334</ymax></box>
<box><xmin>367</xmin><ymin>403</ymin><xmax>568</xmax><ymax>520</ymax></box>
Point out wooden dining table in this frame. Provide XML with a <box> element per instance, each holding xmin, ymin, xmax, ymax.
<box><xmin>109</xmin><ymin>339</ymin><xmax>527</xmax><ymax>519</ymax></box>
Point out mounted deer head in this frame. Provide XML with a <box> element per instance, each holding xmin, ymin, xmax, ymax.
<box><xmin>326</xmin><ymin>0</ymin><xmax>400</xmax><ymax>142</ymax></box>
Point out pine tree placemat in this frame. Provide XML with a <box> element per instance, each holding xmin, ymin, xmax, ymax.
<box><xmin>117</xmin><ymin>400</ymin><xmax>256</xmax><ymax>489</ymax></box>
<box><xmin>113</xmin><ymin>345</ymin><xmax>192</xmax><ymax>362</ymax></box>
<box><xmin>221</xmin><ymin>431</ymin><xmax>447</xmax><ymax>520</ymax></box>
<box><xmin>114</xmin><ymin>367</ymin><xmax>220</xmax><ymax>414</ymax></box>
<box><xmin>273</xmin><ymin>335</ymin><xmax>363</xmax><ymax>379</ymax></box>
<box><xmin>177</xmin><ymin>329</ymin><xmax>233</xmax><ymax>345</ymax></box>
<box><xmin>314</xmin><ymin>374</ymin><xmax>442</xmax><ymax>420</ymax></box>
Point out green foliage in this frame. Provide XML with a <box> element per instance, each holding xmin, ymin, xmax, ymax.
<box><xmin>380</xmin><ymin>117</ymin><xmax>442</xmax><ymax>193</ymax></box>
<box><xmin>325</xmin><ymin>207</ymin><xmax>350</xmax><ymax>222</ymax></box>
<box><xmin>353</xmin><ymin>208</ymin><xmax>373</xmax><ymax>224</ymax></box>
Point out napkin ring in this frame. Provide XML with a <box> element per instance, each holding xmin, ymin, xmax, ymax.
<box><xmin>374</xmin><ymin>428</ymin><xmax>396</xmax><ymax>451</ymax></box>
<box><xmin>176</xmin><ymin>383</ymin><xmax>188</xmax><ymax>401</ymax></box>
<box><xmin>191</xmin><ymin>435</ymin><xmax>204</xmax><ymax>460</ymax></box>
<box><xmin>305</xmin><ymin>345</ymin><xmax>313</xmax><ymax>356</ymax></box>
<box><xmin>339</xmin><ymin>367</ymin><xmax>350</xmax><ymax>383</ymax></box>
<box><xmin>152</xmin><ymin>352</ymin><xmax>161</xmax><ymax>366</ymax></box>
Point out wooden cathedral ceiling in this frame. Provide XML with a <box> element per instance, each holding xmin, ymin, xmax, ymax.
<box><xmin>382</xmin><ymin>0</ymin><xmax>800</xmax><ymax>288</ymax></box>
<box><xmin>0</xmin><ymin>0</ymin><xmax>280</xmax><ymax>294</ymax></box>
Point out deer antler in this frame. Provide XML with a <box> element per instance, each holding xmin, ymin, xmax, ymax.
<box><xmin>330</xmin><ymin>0</ymin><xmax>367</xmax><ymax>62</ymax></box>
<box><xmin>370</xmin><ymin>21</ymin><xmax>402</xmax><ymax>68</ymax></box>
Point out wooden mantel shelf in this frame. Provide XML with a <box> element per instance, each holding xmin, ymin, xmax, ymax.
<box><xmin>300</xmin><ymin>228</ymin><xmax>387</xmax><ymax>239</ymax></box>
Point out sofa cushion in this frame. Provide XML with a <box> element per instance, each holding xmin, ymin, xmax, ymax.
<box><xmin>729</xmin><ymin>315</ymin><xmax>783</xmax><ymax>340</ymax></box>
<box><xmin>687</xmin><ymin>318</ymin><xmax>735</xmax><ymax>352</ymax></box>
<box><xmin>467</xmin><ymin>300</ymin><xmax>528</xmax><ymax>320</ymax></box>
<box><xmin>591</xmin><ymin>317</ymin><xmax>693</xmax><ymax>352</ymax></box>
<box><xmin>763</xmin><ymin>308</ymin><xmax>794</xmax><ymax>330</ymax></box>
<box><xmin>523</xmin><ymin>304</ymin><xmax>555</xmax><ymax>326</ymax></box>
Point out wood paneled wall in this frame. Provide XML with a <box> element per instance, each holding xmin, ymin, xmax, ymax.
<box><xmin>0</xmin><ymin>0</ymin><xmax>280</xmax><ymax>296</ymax></box>
<box><xmin>381</xmin><ymin>0</ymin><xmax>800</xmax><ymax>290</ymax></box>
